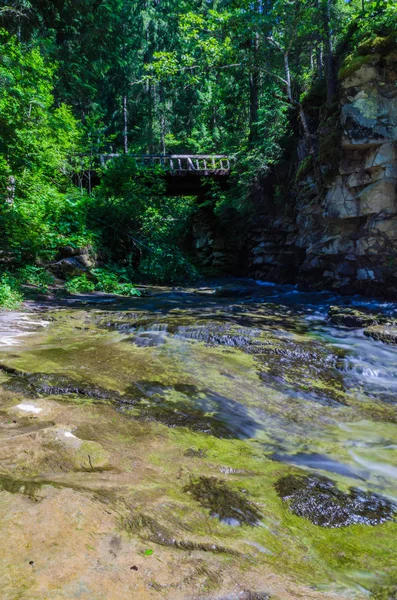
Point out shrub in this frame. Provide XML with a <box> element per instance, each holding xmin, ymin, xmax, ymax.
<box><xmin>92</xmin><ymin>268</ymin><xmax>141</xmax><ymax>296</ymax></box>
<box><xmin>65</xmin><ymin>274</ymin><xmax>95</xmax><ymax>294</ymax></box>
<box><xmin>0</xmin><ymin>273</ymin><xmax>23</xmax><ymax>309</ymax></box>
<box><xmin>17</xmin><ymin>266</ymin><xmax>54</xmax><ymax>293</ymax></box>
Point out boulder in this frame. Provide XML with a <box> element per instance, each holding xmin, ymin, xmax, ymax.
<box><xmin>328</xmin><ymin>306</ymin><xmax>384</xmax><ymax>328</ymax></box>
<box><xmin>50</xmin><ymin>257</ymin><xmax>89</xmax><ymax>279</ymax></box>
<box><xmin>364</xmin><ymin>325</ymin><xmax>397</xmax><ymax>345</ymax></box>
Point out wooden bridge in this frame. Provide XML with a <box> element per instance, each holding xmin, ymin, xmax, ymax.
<box><xmin>100</xmin><ymin>154</ymin><xmax>231</xmax><ymax>174</ymax></box>
<box><xmin>99</xmin><ymin>154</ymin><xmax>232</xmax><ymax>195</ymax></box>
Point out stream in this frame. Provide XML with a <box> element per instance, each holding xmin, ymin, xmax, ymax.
<box><xmin>0</xmin><ymin>278</ymin><xmax>396</xmax><ymax>600</ymax></box>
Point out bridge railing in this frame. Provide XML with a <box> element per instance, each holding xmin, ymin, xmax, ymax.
<box><xmin>99</xmin><ymin>154</ymin><xmax>231</xmax><ymax>174</ymax></box>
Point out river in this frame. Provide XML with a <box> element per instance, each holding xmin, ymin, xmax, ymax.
<box><xmin>0</xmin><ymin>279</ymin><xmax>396</xmax><ymax>600</ymax></box>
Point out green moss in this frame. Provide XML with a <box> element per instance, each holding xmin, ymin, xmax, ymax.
<box><xmin>338</xmin><ymin>53</ymin><xmax>378</xmax><ymax>80</ymax></box>
<box><xmin>295</xmin><ymin>155</ymin><xmax>313</xmax><ymax>182</ymax></box>
<box><xmin>0</xmin><ymin>475</ymin><xmax>42</xmax><ymax>500</ymax></box>
<box><xmin>356</xmin><ymin>33</ymin><xmax>397</xmax><ymax>57</ymax></box>
<box><xmin>372</xmin><ymin>585</ymin><xmax>397</xmax><ymax>599</ymax></box>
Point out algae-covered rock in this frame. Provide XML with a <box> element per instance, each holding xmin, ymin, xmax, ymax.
<box><xmin>328</xmin><ymin>306</ymin><xmax>384</xmax><ymax>328</ymax></box>
<box><xmin>275</xmin><ymin>474</ymin><xmax>396</xmax><ymax>528</ymax></box>
<box><xmin>364</xmin><ymin>325</ymin><xmax>397</xmax><ymax>345</ymax></box>
<box><xmin>372</xmin><ymin>585</ymin><xmax>397</xmax><ymax>600</ymax></box>
<box><xmin>50</xmin><ymin>429</ymin><xmax>110</xmax><ymax>471</ymax></box>
<box><xmin>184</xmin><ymin>476</ymin><xmax>262</xmax><ymax>526</ymax></box>
<box><xmin>3</xmin><ymin>371</ymin><xmax>135</xmax><ymax>403</ymax></box>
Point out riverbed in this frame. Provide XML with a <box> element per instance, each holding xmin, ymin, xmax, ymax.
<box><xmin>0</xmin><ymin>279</ymin><xmax>396</xmax><ymax>600</ymax></box>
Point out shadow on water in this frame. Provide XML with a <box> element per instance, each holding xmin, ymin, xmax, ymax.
<box><xmin>123</xmin><ymin>381</ymin><xmax>259</xmax><ymax>439</ymax></box>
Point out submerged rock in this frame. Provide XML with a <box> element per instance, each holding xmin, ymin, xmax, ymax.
<box><xmin>275</xmin><ymin>474</ymin><xmax>396</xmax><ymax>528</ymax></box>
<box><xmin>3</xmin><ymin>370</ymin><xmax>137</xmax><ymax>404</ymax></box>
<box><xmin>372</xmin><ymin>585</ymin><xmax>397</xmax><ymax>600</ymax></box>
<box><xmin>122</xmin><ymin>511</ymin><xmax>237</xmax><ymax>555</ymax></box>
<box><xmin>131</xmin><ymin>398</ymin><xmax>234</xmax><ymax>438</ymax></box>
<box><xmin>198</xmin><ymin>593</ymin><xmax>270</xmax><ymax>600</ymax></box>
<box><xmin>184</xmin><ymin>476</ymin><xmax>262</xmax><ymax>526</ymax></box>
<box><xmin>257</xmin><ymin>336</ymin><xmax>346</xmax><ymax>406</ymax></box>
<box><xmin>364</xmin><ymin>325</ymin><xmax>397</xmax><ymax>345</ymax></box>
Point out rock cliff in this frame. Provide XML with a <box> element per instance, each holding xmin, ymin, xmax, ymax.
<box><xmin>250</xmin><ymin>41</ymin><xmax>397</xmax><ymax>296</ymax></box>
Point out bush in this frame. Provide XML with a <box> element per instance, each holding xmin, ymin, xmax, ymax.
<box><xmin>65</xmin><ymin>274</ymin><xmax>95</xmax><ymax>294</ymax></box>
<box><xmin>65</xmin><ymin>268</ymin><xmax>141</xmax><ymax>296</ymax></box>
<box><xmin>92</xmin><ymin>268</ymin><xmax>141</xmax><ymax>296</ymax></box>
<box><xmin>0</xmin><ymin>273</ymin><xmax>23</xmax><ymax>309</ymax></box>
<box><xmin>17</xmin><ymin>266</ymin><xmax>55</xmax><ymax>293</ymax></box>
<box><xmin>139</xmin><ymin>244</ymin><xmax>198</xmax><ymax>284</ymax></box>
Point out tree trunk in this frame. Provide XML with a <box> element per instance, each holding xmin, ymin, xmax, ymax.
<box><xmin>123</xmin><ymin>95</ymin><xmax>128</xmax><ymax>154</ymax></box>
<box><xmin>284</xmin><ymin>52</ymin><xmax>293</xmax><ymax>102</ymax></box>
<box><xmin>248</xmin><ymin>31</ymin><xmax>260</xmax><ymax>145</ymax></box>
<box><xmin>317</xmin><ymin>42</ymin><xmax>324</xmax><ymax>79</ymax></box>
<box><xmin>249</xmin><ymin>70</ymin><xmax>259</xmax><ymax>145</ymax></box>
<box><xmin>298</xmin><ymin>105</ymin><xmax>323</xmax><ymax>193</ymax></box>
<box><xmin>325</xmin><ymin>0</ymin><xmax>336</xmax><ymax>105</ymax></box>
<box><xmin>284</xmin><ymin>52</ymin><xmax>322</xmax><ymax>192</ymax></box>
<box><xmin>6</xmin><ymin>176</ymin><xmax>15</xmax><ymax>206</ymax></box>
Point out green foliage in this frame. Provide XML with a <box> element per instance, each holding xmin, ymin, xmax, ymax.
<box><xmin>91</xmin><ymin>268</ymin><xmax>140</xmax><ymax>296</ymax></box>
<box><xmin>16</xmin><ymin>266</ymin><xmax>54</xmax><ymax>293</ymax></box>
<box><xmin>0</xmin><ymin>273</ymin><xmax>23</xmax><ymax>309</ymax></box>
<box><xmin>0</xmin><ymin>31</ymin><xmax>92</xmax><ymax>267</ymax></box>
<box><xmin>64</xmin><ymin>267</ymin><xmax>140</xmax><ymax>296</ymax></box>
<box><xmin>139</xmin><ymin>244</ymin><xmax>198</xmax><ymax>284</ymax></box>
<box><xmin>65</xmin><ymin>275</ymin><xmax>95</xmax><ymax>294</ymax></box>
<box><xmin>90</xmin><ymin>156</ymin><xmax>197</xmax><ymax>284</ymax></box>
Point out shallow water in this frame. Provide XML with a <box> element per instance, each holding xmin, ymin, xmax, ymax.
<box><xmin>0</xmin><ymin>279</ymin><xmax>396</xmax><ymax>600</ymax></box>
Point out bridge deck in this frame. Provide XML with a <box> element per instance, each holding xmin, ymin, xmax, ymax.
<box><xmin>100</xmin><ymin>154</ymin><xmax>231</xmax><ymax>176</ymax></box>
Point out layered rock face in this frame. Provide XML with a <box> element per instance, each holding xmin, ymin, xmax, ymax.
<box><xmin>248</xmin><ymin>214</ymin><xmax>304</xmax><ymax>283</ymax></box>
<box><xmin>250</xmin><ymin>47</ymin><xmax>397</xmax><ymax>295</ymax></box>
<box><xmin>297</xmin><ymin>49</ymin><xmax>397</xmax><ymax>294</ymax></box>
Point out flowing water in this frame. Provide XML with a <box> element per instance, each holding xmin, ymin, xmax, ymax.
<box><xmin>0</xmin><ymin>279</ymin><xmax>396</xmax><ymax>600</ymax></box>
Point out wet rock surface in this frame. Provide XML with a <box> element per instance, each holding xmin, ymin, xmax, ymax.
<box><xmin>328</xmin><ymin>306</ymin><xmax>386</xmax><ymax>328</ymax></box>
<box><xmin>3</xmin><ymin>370</ymin><xmax>136</xmax><ymax>403</ymax></box>
<box><xmin>184</xmin><ymin>476</ymin><xmax>262</xmax><ymax>526</ymax></box>
<box><xmin>275</xmin><ymin>474</ymin><xmax>396</xmax><ymax>528</ymax></box>
<box><xmin>364</xmin><ymin>325</ymin><xmax>397</xmax><ymax>346</ymax></box>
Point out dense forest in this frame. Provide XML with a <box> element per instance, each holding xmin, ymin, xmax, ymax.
<box><xmin>0</xmin><ymin>0</ymin><xmax>396</xmax><ymax>306</ymax></box>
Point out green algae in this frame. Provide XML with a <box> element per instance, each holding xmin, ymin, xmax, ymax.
<box><xmin>338</xmin><ymin>53</ymin><xmax>379</xmax><ymax>80</ymax></box>
<box><xmin>0</xmin><ymin>475</ymin><xmax>42</xmax><ymax>500</ymax></box>
<box><xmin>184</xmin><ymin>476</ymin><xmax>262</xmax><ymax>526</ymax></box>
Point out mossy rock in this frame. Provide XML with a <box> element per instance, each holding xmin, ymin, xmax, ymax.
<box><xmin>328</xmin><ymin>306</ymin><xmax>385</xmax><ymax>328</ymax></box>
<box><xmin>184</xmin><ymin>476</ymin><xmax>262</xmax><ymax>526</ymax></box>
<box><xmin>338</xmin><ymin>53</ymin><xmax>379</xmax><ymax>80</ymax></box>
<box><xmin>364</xmin><ymin>325</ymin><xmax>397</xmax><ymax>346</ymax></box>
<box><xmin>356</xmin><ymin>33</ymin><xmax>397</xmax><ymax>57</ymax></box>
<box><xmin>275</xmin><ymin>474</ymin><xmax>396</xmax><ymax>528</ymax></box>
<box><xmin>295</xmin><ymin>155</ymin><xmax>313</xmax><ymax>182</ymax></box>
